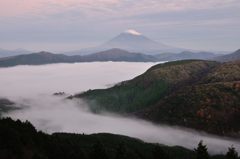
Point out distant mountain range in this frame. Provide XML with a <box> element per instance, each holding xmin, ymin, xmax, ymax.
<box><xmin>0</xmin><ymin>30</ymin><xmax>232</xmax><ymax>58</ymax></box>
<box><xmin>64</xmin><ymin>29</ymin><xmax>189</xmax><ymax>55</ymax></box>
<box><xmin>83</xmin><ymin>48</ymin><xmax>157</xmax><ymax>62</ymax></box>
<box><xmin>73</xmin><ymin>60</ymin><xmax>240</xmax><ymax>137</ymax></box>
<box><xmin>0</xmin><ymin>48</ymin><xmax>30</xmax><ymax>57</ymax></box>
<box><xmin>155</xmin><ymin>51</ymin><xmax>216</xmax><ymax>61</ymax></box>
<box><xmin>0</xmin><ymin>48</ymin><xmax>222</xmax><ymax>67</ymax></box>
<box><xmin>64</xmin><ymin>30</ymin><xmax>232</xmax><ymax>56</ymax></box>
<box><xmin>0</xmin><ymin>49</ymin><xmax>158</xmax><ymax>67</ymax></box>
<box><xmin>214</xmin><ymin>49</ymin><xmax>240</xmax><ymax>62</ymax></box>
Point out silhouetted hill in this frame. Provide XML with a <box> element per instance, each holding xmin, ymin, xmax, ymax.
<box><xmin>0</xmin><ymin>48</ymin><xmax>30</xmax><ymax>57</ymax></box>
<box><xmin>0</xmin><ymin>51</ymin><xmax>79</xmax><ymax>67</ymax></box>
<box><xmin>73</xmin><ymin>60</ymin><xmax>240</xmax><ymax>137</ymax></box>
<box><xmin>0</xmin><ymin>49</ymin><xmax>158</xmax><ymax>67</ymax></box>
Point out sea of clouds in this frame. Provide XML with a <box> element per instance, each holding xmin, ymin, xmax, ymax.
<box><xmin>0</xmin><ymin>62</ymin><xmax>239</xmax><ymax>154</ymax></box>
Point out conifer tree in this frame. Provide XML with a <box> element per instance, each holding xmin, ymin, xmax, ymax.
<box><xmin>194</xmin><ymin>140</ymin><xmax>209</xmax><ymax>159</ymax></box>
<box><xmin>226</xmin><ymin>146</ymin><xmax>239</xmax><ymax>159</ymax></box>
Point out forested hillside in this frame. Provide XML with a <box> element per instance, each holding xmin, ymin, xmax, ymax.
<box><xmin>74</xmin><ymin>60</ymin><xmax>240</xmax><ymax>137</ymax></box>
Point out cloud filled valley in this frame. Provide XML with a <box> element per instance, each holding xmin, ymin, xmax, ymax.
<box><xmin>0</xmin><ymin>62</ymin><xmax>240</xmax><ymax>154</ymax></box>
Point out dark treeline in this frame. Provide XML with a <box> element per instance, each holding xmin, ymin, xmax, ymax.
<box><xmin>0</xmin><ymin>117</ymin><xmax>239</xmax><ymax>159</ymax></box>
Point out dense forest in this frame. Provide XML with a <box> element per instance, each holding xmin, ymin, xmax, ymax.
<box><xmin>0</xmin><ymin>117</ymin><xmax>239</xmax><ymax>159</ymax></box>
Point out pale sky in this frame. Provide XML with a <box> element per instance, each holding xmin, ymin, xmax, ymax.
<box><xmin>0</xmin><ymin>0</ymin><xmax>240</xmax><ymax>52</ymax></box>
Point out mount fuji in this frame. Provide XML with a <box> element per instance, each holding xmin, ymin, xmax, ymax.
<box><xmin>66</xmin><ymin>29</ymin><xmax>186</xmax><ymax>55</ymax></box>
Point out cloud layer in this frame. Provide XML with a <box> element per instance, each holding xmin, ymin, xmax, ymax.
<box><xmin>1</xmin><ymin>0</ymin><xmax>239</xmax><ymax>17</ymax></box>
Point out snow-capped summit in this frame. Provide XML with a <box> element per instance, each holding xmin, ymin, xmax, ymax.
<box><xmin>66</xmin><ymin>30</ymin><xmax>186</xmax><ymax>55</ymax></box>
<box><xmin>124</xmin><ymin>29</ymin><xmax>142</xmax><ymax>36</ymax></box>
<box><xmin>99</xmin><ymin>29</ymin><xmax>176</xmax><ymax>54</ymax></box>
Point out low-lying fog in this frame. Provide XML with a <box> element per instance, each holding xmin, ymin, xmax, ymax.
<box><xmin>0</xmin><ymin>62</ymin><xmax>239</xmax><ymax>154</ymax></box>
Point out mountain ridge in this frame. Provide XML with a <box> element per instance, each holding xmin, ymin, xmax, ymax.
<box><xmin>0</xmin><ymin>48</ymin><xmax>30</xmax><ymax>57</ymax></box>
<box><xmin>214</xmin><ymin>49</ymin><xmax>240</xmax><ymax>62</ymax></box>
<box><xmin>0</xmin><ymin>48</ymin><xmax>220</xmax><ymax>67</ymax></box>
<box><xmin>0</xmin><ymin>49</ymin><xmax>158</xmax><ymax>67</ymax></box>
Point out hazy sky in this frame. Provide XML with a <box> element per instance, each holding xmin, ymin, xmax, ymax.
<box><xmin>0</xmin><ymin>0</ymin><xmax>240</xmax><ymax>52</ymax></box>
